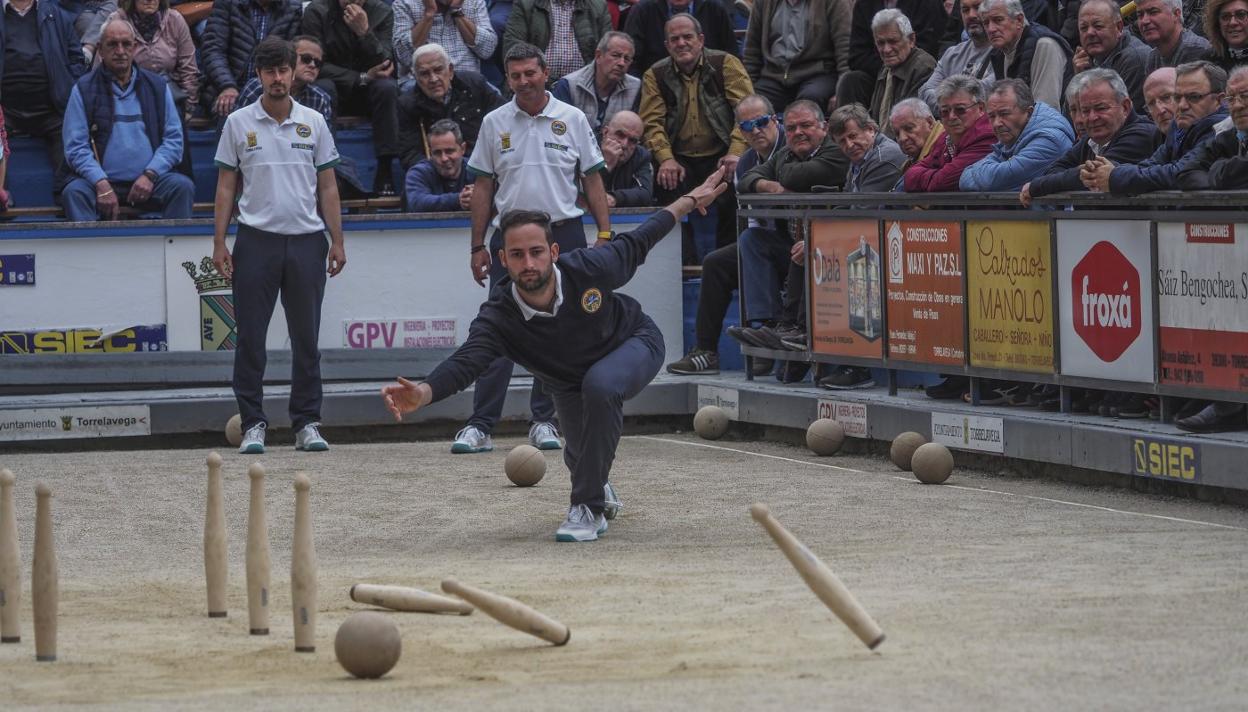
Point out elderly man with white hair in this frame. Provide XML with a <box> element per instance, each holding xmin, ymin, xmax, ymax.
<box><xmin>868</xmin><ymin>8</ymin><xmax>936</xmax><ymax>129</ymax></box>
<box><xmin>889</xmin><ymin>97</ymin><xmax>943</xmax><ymax>169</ymax></box>
<box><xmin>396</xmin><ymin>42</ymin><xmax>502</xmax><ymax>169</ymax></box>
<box><xmin>982</xmin><ymin>0</ymin><xmax>1073</xmax><ymax>109</ymax></box>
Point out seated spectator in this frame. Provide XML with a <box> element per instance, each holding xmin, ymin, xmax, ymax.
<box><xmin>70</xmin><ymin>0</ymin><xmax>118</xmax><ymax>61</ymax></box>
<box><xmin>396</xmin><ymin>42</ymin><xmax>501</xmax><ymax>169</ymax></box>
<box><xmin>828</xmin><ymin>103</ymin><xmax>907</xmax><ymax>192</ymax></box>
<box><xmin>982</xmin><ymin>0</ymin><xmax>1072</xmax><ymax>109</ymax></box>
<box><xmin>1177</xmin><ymin>65</ymin><xmax>1248</xmax><ymax>188</ymax></box>
<box><xmin>0</xmin><ymin>0</ymin><xmax>88</xmax><ymax>190</ymax></box>
<box><xmin>1140</xmin><ymin>0</ymin><xmax>1212</xmax><ymax>73</ymax></box>
<box><xmin>920</xmin><ymin>0</ymin><xmax>994</xmax><ymax>111</ymax></box>
<box><xmin>200</xmin><ymin>0</ymin><xmax>302</xmax><ymax>118</ymax></box>
<box><xmin>869</xmin><ymin>8</ymin><xmax>936</xmax><ymax>131</ymax></box>
<box><xmin>1021</xmin><ymin>68</ymin><xmax>1161</xmax><ymax>205</ymax></box>
<box><xmin>903</xmin><ymin>74</ymin><xmax>995</xmax><ymax>191</ymax></box>
<box><xmin>960</xmin><ymin>78</ymin><xmax>1074</xmax><ymax>191</ymax></box>
<box><xmin>0</xmin><ymin>113</ymin><xmax>8</xmax><ymax>208</ymax></box>
<box><xmin>552</xmin><ymin>31</ymin><xmax>640</xmax><ymax>134</ymax></box>
<box><xmin>741</xmin><ymin>0</ymin><xmax>851</xmax><ymax>112</ymax></box>
<box><xmin>837</xmin><ymin>0</ymin><xmax>946</xmax><ymax>110</ymax></box>
<box><xmin>239</xmin><ymin>36</ymin><xmax>333</xmax><ymax>122</ymax></box>
<box><xmin>404</xmin><ymin>118</ymin><xmax>472</xmax><ymax>211</ymax></box>
<box><xmin>1205</xmin><ymin>0</ymin><xmax>1248</xmax><ymax>72</ymax></box>
<box><xmin>627</xmin><ymin>0</ymin><xmax>735</xmax><ymax>78</ymax></box>
<box><xmin>667</xmin><ymin>94</ymin><xmax>784</xmax><ymax>377</ymax></box>
<box><xmin>599</xmin><ymin>109</ymin><xmax>652</xmax><ymax>206</ymax></box>
<box><xmin>1072</xmin><ymin>0</ymin><xmax>1152</xmax><ymax>109</ymax></box>
<box><xmin>1143</xmin><ymin>65</ymin><xmax>1179</xmax><ymax>133</ymax></box>
<box><xmin>1085</xmin><ymin>60</ymin><xmax>1226</xmax><ymax>193</ymax></box>
<box><xmin>107</xmin><ymin>0</ymin><xmax>199</xmax><ymax>116</ymax></box>
<box><xmin>303</xmin><ymin>0</ymin><xmax>401</xmax><ymax>195</ymax></box>
<box><xmin>504</xmin><ymin>0</ymin><xmax>611</xmax><ymax>82</ymax></box>
<box><xmin>889</xmin><ymin>97</ymin><xmax>943</xmax><ymax>170</ymax></box>
<box><xmin>639</xmin><ymin>13</ymin><xmax>754</xmax><ymax>257</ymax></box>
<box><xmin>393</xmin><ymin>0</ymin><xmax>495</xmax><ymax>84</ymax></box>
<box><xmin>60</xmin><ymin>19</ymin><xmax>192</xmax><ymax>220</ymax></box>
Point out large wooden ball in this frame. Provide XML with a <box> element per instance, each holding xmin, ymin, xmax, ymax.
<box><xmin>890</xmin><ymin>432</ymin><xmax>927</xmax><ymax>471</ymax></box>
<box><xmin>693</xmin><ymin>405</ymin><xmax>729</xmax><ymax>440</ymax></box>
<box><xmin>504</xmin><ymin>444</ymin><xmax>546</xmax><ymax>487</ymax></box>
<box><xmin>335</xmin><ymin>612</ymin><xmax>402</xmax><ymax>679</ymax></box>
<box><xmin>805</xmin><ymin>418</ymin><xmax>845</xmax><ymax>456</ymax></box>
<box><xmin>911</xmin><ymin>442</ymin><xmax>954</xmax><ymax>484</ymax></box>
<box><xmin>225</xmin><ymin>414</ymin><xmax>243</xmax><ymax>447</ymax></box>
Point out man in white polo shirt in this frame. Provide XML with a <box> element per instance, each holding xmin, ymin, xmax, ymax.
<box><xmin>211</xmin><ymin>36</ymin><xmax>346</xmax><ymax>455</ymax></box>
<box><xmin>452</xmin><ymin>41</ymin><xmax>611</xmax><ymax>456</ymax></box>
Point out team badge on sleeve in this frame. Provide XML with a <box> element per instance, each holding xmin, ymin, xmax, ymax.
<box><xmin>551</xmin><ymin>120</ymin><xmax>567</xmax><ymax>136</ymax></box>
<box><xmin>581</xmin><ymin>288</ymin><xmax>603</xmax><ymax>313</ymax></box>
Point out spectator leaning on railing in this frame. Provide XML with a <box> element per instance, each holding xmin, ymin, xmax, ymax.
<box><xmin>889</xmin><ymin>97</ymin><xmax>943</xmax><ymax>170</ymax></box>
<box><xmin>60</xmin><ymin>18</ymin><xmax>193</xmax><ymax>221</ymax></box>
<box><xmin>829</xmin><ymin>103</ymin><xmax>907</xmax><ymax>192</ymax></box>
<box><xmin>403</xmin><ymin>117</ymin><xmax>473</xmax><ymax>212</ymax></box>
<box><xmin>1177</xmin><ymin>64</ymin><xmax>1248</xmax><ymax>187</ymax></box>
<box><xmin>960</xmin><ymin>78</ymin><xmax>1074</xmax><ymax>192</ymax></box>
<box><xmin>903</xmin><ymin>74</ymin><xmax>995</xmax><ymax>192</ymax></box>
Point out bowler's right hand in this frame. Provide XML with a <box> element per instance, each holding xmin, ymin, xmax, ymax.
<box><xmin>470</xmin><ymin>248</ymin><xmax>490</xmax><ymax>286</ymax></box>
<box><xmin>382</xmin><ymin>377</ymin><xmax>432</xmax><ymax>421</ymax></box>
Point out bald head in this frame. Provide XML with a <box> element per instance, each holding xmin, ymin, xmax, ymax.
<box><xmin>603</xmin><ymin>110</ymin><xmax>643</xmax><ymax>163</ymax></box>
<box><xmin>1143</xmin><ymin>66</ymin><xmax>1178</xmax><ymax>135</ymax></box>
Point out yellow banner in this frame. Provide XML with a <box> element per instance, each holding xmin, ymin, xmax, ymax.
<box><xmin>966</xmin><ymin>220</ymin><xmax>1055</xmax><ymax>373</ymax></box>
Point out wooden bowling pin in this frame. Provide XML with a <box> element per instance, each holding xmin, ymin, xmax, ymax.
<box><xmin>246</xmin><ymin>463</ymin><xmax>270</xmax><ymax>636</ymax></box>
<box><xmin>0</xmin><ymin>468</ymin><xmax>20</xmax><ymax>643</ymax></box>
<box><xmin>32</xmin><ymin>483</ymin><xmax>58</xmax><ymax>661</ymax></box>
<box><xmin>290</xmin><ymin>473</ymin><xmax>317</xmax><ymax>653</ymax></box>
<box><xmin>441</xmin><ymin>579</ymin><xmax>570</xmax><ymax>645</ymax></box>
<box><xmin>349</xmin><ymin>583</ymin><xmax>474</xmax><ymax>615</ymax></box>
<box><xmin>204</xmin><ymin>453</ymin><xmax>228</xmax><ymax>618</ymax></box>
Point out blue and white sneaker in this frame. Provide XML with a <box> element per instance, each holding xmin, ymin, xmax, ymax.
<box><xmin>603</xmin><ymin>482</ymin><xmax>623</xmax><ymax>521</ymax></box>
<box><xmin>295</xmin><ymin>422</ymin><xmax>329</xmax><ymax>452</ymax></box>
<box><xmin>239</xmin><ymin>422</ymin><xmax>266</xmax><ymax>455</ymax></box>
<box><xmin>529</xmin><ymin>421</ymin><xmax>562</xmax><ymax>450</ymax></box>
<box><xmin>451</xmin><ymin>425</ymin><xmax>493</xmax><ymax>454</ymax></box>
<box><xmin>555</xmin><ymin>504</ymin><xmax>607</xmax><ymax>542</ymax></box>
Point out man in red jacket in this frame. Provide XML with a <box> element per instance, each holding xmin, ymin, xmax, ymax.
<box><xmin>902</xmin><ymin>74</ymin><xmax>995</xmax><ymax>191</ymax></box>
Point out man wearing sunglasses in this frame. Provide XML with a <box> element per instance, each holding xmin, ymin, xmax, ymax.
<box><xmin>238</xmin><ymin>36</ymin><xmax>334</xmax><ymax>123</ymax></box>
<box><xmin>903</xmin><ymin>74</ymin><xmax>995</xmax><ymax>191</ymax></box>
<box><xmin>599</xmin><ymin>110</ymin><xmax>653</xmax><ymax>207</ymax></box>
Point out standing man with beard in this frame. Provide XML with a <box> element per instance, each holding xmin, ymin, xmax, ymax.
<box><xmin>212</xmin><ymin>36</ymin><xmax>346</xmax><ymax>455</ymax></box>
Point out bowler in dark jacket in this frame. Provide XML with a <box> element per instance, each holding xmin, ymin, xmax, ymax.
<box><xmin>382</xmin><ymin>169</ymin><xmax>729</xmax><ymax>543</ymax></box>
<box><xmin>600</xmin><ymin>110</ymin><xmax>653</xmax><ymax>207</ymax></box>
<box><xmin>200</xmin><ymin>0</ymin><xmax>302</xmax><ymax>116</ymax></box>
<box><xmin>1022</xmin><ymin>68</ymin><xmax>1161</xmax><ymax>204</ymax></box>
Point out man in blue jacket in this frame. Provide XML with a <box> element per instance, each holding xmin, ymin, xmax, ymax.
<box><xmin>961</xmin><ymin>79</ymin><xmax>1075</xmax><ymax>192</ymax></box>
<box><xmin>383</xmin><ymin>168</ymin><xmax>728</xmax><ymax>542</ymax></box>
<box><xmin>60</xmin><ymin>19</ymin><xmax>193</xmax><ymax>221</ymax></box>
<box><xmin>404</xmin><ymin>118</ymin><xmax>472</xmax><ymax>211</ymax></box>
<box><xmin>0</xmin><ymin>0</ymin><xmax>87</xmax><ymax>186</ymax></box>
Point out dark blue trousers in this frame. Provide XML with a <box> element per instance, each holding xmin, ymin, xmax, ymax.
<box><xmin>231</xmin><ymin>224</ymin><xmax>328</xmax><ymax>432</ymax></box>
<box><xmin>552</xmin><ymin>318</ymin><xmax>665</xmax><ymax>511</ymax></box>
<box><xmin>467</xmin><ymin>219</ymin><xmax>587</xmax><ymax>432</ymax></box>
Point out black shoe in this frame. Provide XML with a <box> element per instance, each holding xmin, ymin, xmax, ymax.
<box><xmin>776</xmin><ymin>360</ymin><xmax>811</xmax><ymax>383</ymax></box>
<box><xmin>1174</xmin><ymin>399</ymin><xmax>1209</xmax><ymax>420</ymax></box>
<box><xmin>753</xmin><ymin>322</ymin><xmax>800</xmax><ymax>350</ymax></box>
<box><xmin>666</xmin><ymin>349</ymin><xmax>719</xmax><ymax>375</ymax></box>
<box><xmin>1176</xmin><ymin>402</ymin><xmax>1247</xmax><ymax>433</ymax></box>
<box><xmin>749</xmin><ymin>357</ymin><xmax>775</xmax><ymax>377</ymax></box>
<box><xmin>818</xmin><ymin>366</ymin><xmax>875</xmax><ymax>390</ymax></box>
<box><xmin>1117</xmin><ymin>393</ymin><xmax>1151</xmax><ymax>419</ymax></box>
<box><xmin>779</xmin><ymin>331</ymin><xmax>807</xmax><ymax>351</ymax></box>
<box><xmin>727</xmin><ymin>325</ymin><xmax>767</xmax><ymax>348</ymax></box>
<box><xmin>925</xmin><ymin>376</ymin><xmax>968</xmax><ymax>400</ymax></box>
<box><xmin>964</xmin><ymin>382</ymin><xmax>1010</xmax><ymax>405</ymax></box>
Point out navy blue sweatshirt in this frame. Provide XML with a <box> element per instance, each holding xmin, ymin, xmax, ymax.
<box><xmin>424</xmin><ymin>210</ymin><xmax>675</xmax><ymax>400</ymax></box>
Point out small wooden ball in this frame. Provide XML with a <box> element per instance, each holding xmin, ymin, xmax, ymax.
<box><xmin>805</xmin><ymin>418</ymin><xmax>845</xmax><ymax>456</ymax></box>
<box><xmin>890</xmin><ymin>432</ymin><xmax>927</xmax><ymax>471</ymax></box>
<box><xmin>911</xmin><ymin>442</ymin><xmax>954</xmax><ymax>484</ymax></box>
<box><xmin>225</xmin><ymin>414</ymin><xmax>243</xmax><ymax>447</ymax></box>
<box><xmin>504</xmin><ymin>445</ymin><xmax>546</xmax><ymax>487</ymax></box>
<box><xmin>693</xmin><ymin>405</ymin><xmax>729</xmax><ymax>440</ymax></box>
<box><xmin>335</xmin><ymin>612</ymin><xmax>402</xmax><ymax>679</ymax></box>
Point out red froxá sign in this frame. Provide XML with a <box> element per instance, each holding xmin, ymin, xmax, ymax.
<box><xmin>1071</xmin><ymin>240</ymin><xmax>1141</xmax><ymax>362</ymax></box>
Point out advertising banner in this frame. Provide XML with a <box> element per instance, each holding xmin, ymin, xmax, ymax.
<box><xmin>0</xmin><ymin>254</ymin><xmax>35</xmax><ymax>286</ymax></box>
<box><xmin>808</xmin><ymin>219</ymin><xmax>883</xmax><ymax>359</ymax></box>
<box><xmin>0</xmin><ymin>405</ymin><xmax>151</xmax><ymax>441</ymax></box>
<box><xmin>883</xmin><ymin>220</ymin><xmax>965</xmax><ymax>365</ymax></box>
<box><xmin>1057</xmin><ymin>220</ymin><xmax>1154</xmax><ymax>382</ymax></box>
<box><xmin>0</xmin><ymin>324</ymin><xmax>168</xmax><ymax>354</ymax></box>
<box><xmin>343</xmin><ymin>318</ymin><xmax>458</xmax><ymax>349</ymax></box>
<box><xmin>930</xmin><ymin>412</ymin><xmax>1005</xmax><ymax>454</ymax></box>
<box><xmin>1157</xmin><ymin>222</ymin><xmax>1248</xmax><ymax>392</ymax></box>
<box><xmin>816</xmin><ymin>398</ymin><xmax>868</xmax><ymax>438</ymax></box>
<box><xmin>966</xmin><ymin>220</ymin><xmax>1055</xmax><ymax>373</ymax></box>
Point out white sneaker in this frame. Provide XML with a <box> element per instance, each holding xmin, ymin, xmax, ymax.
<box><xmin>555</xmin><ymin>504</ymin><xmax>607</xmax><ymax>542</ymax></box>
<box><xmin>295</xmin><ymin>422</ymin><xmax>329</xmax><ymax>451</ymax></box>
<box><xmin>239</xmin><ymin>422</ymin><xmax>266</xmax><ymax>455</ymax></box>
<box><xmin>451</xmin><ymin>425</ymin><xmax>493</xmax><ymax>454</ymax></box>
<box><xmin>603</xmin><ymin>482</ymin><xmax>623</xmax><ymax>521</ymax></box>
<box><xmin>529</xmin><ymin>421</ymin><xmax>562</xmax><ymax>450</ymax></box>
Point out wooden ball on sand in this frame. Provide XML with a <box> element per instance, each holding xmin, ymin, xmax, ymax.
<box><xmin>911</xmin><ymin>442</ymin><xmax>954</xmax><ymax>484</ymax></box>
<box><xmin>225</xmin><ymin>414</ymin><xmax>243</xmax><ymax>447</ymax></box>
<box><xmin>805</xmin><ymin>418</ymin><xmax>844</xmax><ymax>456</ymax></box>
<box><xmin>335</xmin><ymin>612</ymin><xmax>402</xmax><ymax>679</ymax></box>
<box><xmin>693</xmin><ymin>405</ymin><xmax>729</xmax><ymax>440</ymax></box>
<box><xmin>504</xmin><ymin>445</ymin><xmax>546</xmax><ymax>487</ymax></box>
<box><xmin>889</xmin><ymin>432</ymin><xmax>927</xmax><ymax>471</ymax></box>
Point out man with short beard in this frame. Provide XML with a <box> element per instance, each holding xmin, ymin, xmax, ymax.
<box><xmin>920</xmin><ymin>0</ymin><xmax>994</xmax><ymax>110</ymax></box>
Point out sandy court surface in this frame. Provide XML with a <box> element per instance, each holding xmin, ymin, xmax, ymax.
<box><xmin>2</xmin><ymin>433</ymin><xmax>1248</xmax><ymax>710</ymax></box>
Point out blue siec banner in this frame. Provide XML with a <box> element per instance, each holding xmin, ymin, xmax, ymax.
<box><xmin>0</xmin><ymin>325</ymin><xmax>169</xmax><ymax>354</ymax></box>
<box><xmin>0</xmin><ymin>254</ymin><xmax>35</xmax><ymax>286</ymax></box>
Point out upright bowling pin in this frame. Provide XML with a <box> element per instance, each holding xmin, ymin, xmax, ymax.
<box><xmin>246</xmin><ymin>463</ymin><xmax>270</xmax><ymax>635</ymax></box>
<box><xmin>32</xmin><ymin>483</ymin><xmax>57</xmax><ymax>661</ymax></box>
<box><xmin>204</xmin><ymin>453</ymin><xmax>228</xmax><ymax>618</ymax></box>
<box><xmin>0</xmin><ymin>468</ymin><xmax>20</xmax><ymax>643</ymax></box>
<box><xmin>290</xmin><ymin>473</ymin><xmax>317</xmax><ymax>653</ymax></box>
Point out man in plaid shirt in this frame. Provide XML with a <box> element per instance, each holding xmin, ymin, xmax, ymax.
<box><xmin>392</xmin><ymin>0</ymin><xmax>496</xmax><ymax>80</ymax></box>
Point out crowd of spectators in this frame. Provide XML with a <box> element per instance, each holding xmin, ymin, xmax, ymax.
<box><xmin>1</xmin><ymin>0</ymin><xmax>1245</xmax><ymax>431</ymax></box>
